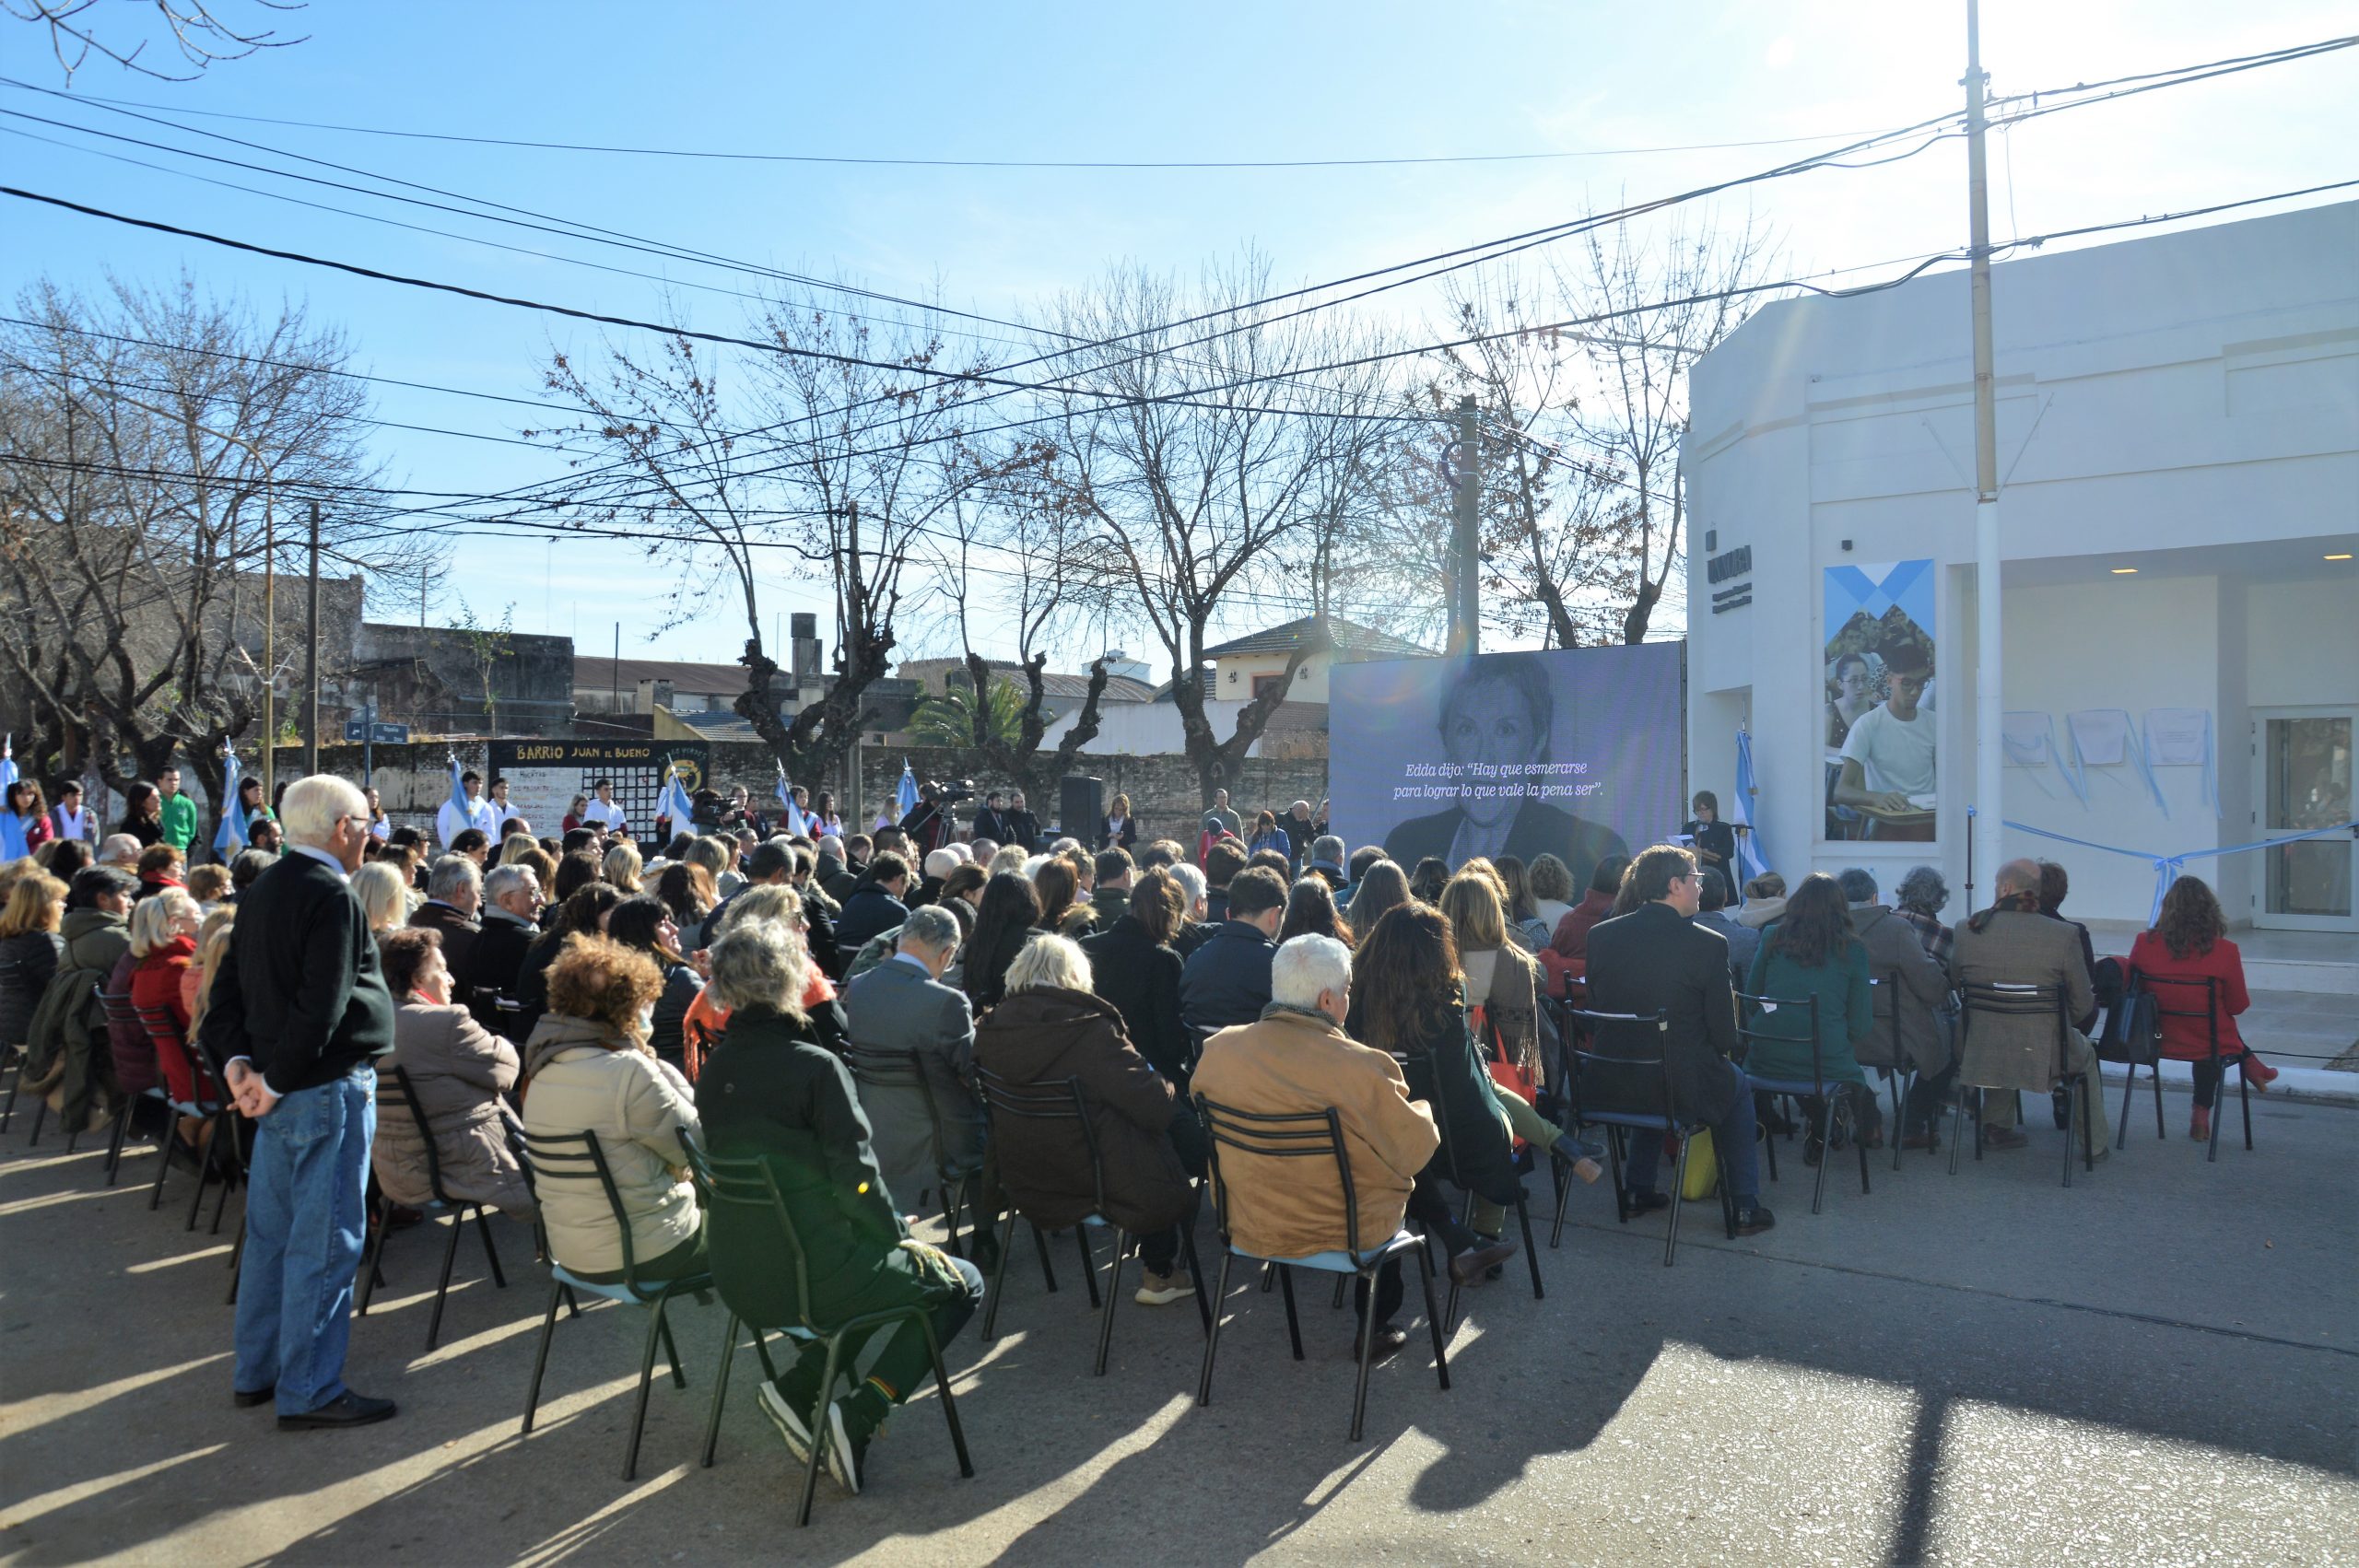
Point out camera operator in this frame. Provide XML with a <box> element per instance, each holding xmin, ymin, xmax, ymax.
<box><xmin>898</xmin><ymin>780</ymin><xmax>956</xmax><ymax>859</ymax></box>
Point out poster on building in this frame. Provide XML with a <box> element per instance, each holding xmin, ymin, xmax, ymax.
<box><xmin>1328</xmin><ymin>644</ymin><xmax>1683</xmax><ymax>895</ymax></box>
<box><xmin>487</xmin><ymin>740</ymin><xmax>709</xmax><ymax>839</ymax></box>
<box><xmin>1823</xmin><ymin>558</ymin><xmax>1936</xmax><ymax>842</ymax></box>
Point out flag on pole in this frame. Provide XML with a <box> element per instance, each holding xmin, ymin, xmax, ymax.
<box><xmin>895</xmin><ymin>759</ymin><xmax>920</xmax><ymax>820</ymax></box>
<box><xmin>213</xmin><ymin>745</ymin><xmax>247</xmax><ymax>858</ymax></box>
<box><xmin>658</xmin><ymin>757</ymin><xmax>697</xmax><ymax>832</ymax></box>
<box><xmin>1731</xmin><ymin>726</ymin><xmax>1772</xmax><ymax>884</ymax></box>
<box><xmin>446</xmin><ymin>753</ymin><xmax>472</xmax><ymax>821</ymax></box>
<box><xmin>0</xmin><ymin>735</ymin><xmax>23</xmax><ymax>862</ymax></box>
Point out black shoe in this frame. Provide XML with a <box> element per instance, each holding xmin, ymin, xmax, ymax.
<box><xmin>1354</xmin><ymin>1322</ymin><xmax>1409</xmax><ymax>1363</ymax></box>
<box><xmin>278</xmin><ymin>1392</ymin><xmax>396</xmax><ymax>1431</ymax></box>
<box><xmin>1802</xmin><ymin>1137</ymin><xmax>1825</xmax><ymax>1168</ymax></box>
<box><xmin>233</xmin><ymin>1384</ymin><xmax>274</xmax><ymax>1409</ymax></box>
<box><xmin>2051</xmin><ymin>1087</ymin><xmax>2072</xmax><ymax>1130</ymax></box>
<box><xmin>1619</xmin><ymin>1190</ymin><xmax>1672</xmax><ymax>1221</ymax></box>
<box><xmin>965</xmin><ymin>1230</ymin><xmax>1002</xmax><ymax>1274</ymax></box>
<box><xmin>1732</xmin><ymin>1204</ymin><xmax>1776</xmax><ymax>1237</ymax></box>
<box><xmin>1448</xmin><ymin>1238</ymin><xmax>1517</xmax><ymax>1286</ymax></box>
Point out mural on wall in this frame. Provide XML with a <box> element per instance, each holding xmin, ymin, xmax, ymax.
<box><xmin>1823</xmin><ymin>558</ymin><xmax>1936</xmax><ymax>842</ymax></box>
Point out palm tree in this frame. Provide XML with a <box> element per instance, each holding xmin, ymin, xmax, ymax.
<box><xmin>909</xmin><ymin>674</ymin><xmax>1027</xmax><ymax>749</ymax></box>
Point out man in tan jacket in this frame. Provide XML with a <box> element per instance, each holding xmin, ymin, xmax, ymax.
<box><xmin>1949</xmin><ymin>859</ymin><xmax>2110</xmax><ymax>1155</ymax></box>
<box><xmin>1194</xmin><ymin>933</ymin><xmax>1439</xmax><ymax>1361</ymax></box>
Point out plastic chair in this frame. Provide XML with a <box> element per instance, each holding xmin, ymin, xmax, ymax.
<box><xmin>1555</xmin><ymin>1005</ymin><xmax>1737</xmax><ymax>1267</ymax></box>
<box><xmin>680</xmin><ymin>1133</ymin><xmax>974</xmax><ymax>1527</ymax></box>
<box><xmin>518</xmin><ymin>1127</ymin><xmax>712</xmax><ymax>1481</ymax></box>
<box><xmin>1193</xmin><ymin>1094</ymin><xmax>1449</xmax><ymax>1443</ymax></box>
<box><xmin>1949</xmin><ymin>982</ymin><xmax>2095</xmax><ymax>1186</ymax></box>
<box><xmin>842</xmin><ymin>1044</ymin><xmax>983</xmax><ymax>1259</ymax></box>
<box><xmin>973</xmin><ymin>1067</ymin><xmax>1209</xmax><ymax>1374</ymax></box>
<box><xmin>2129</xmin><ymin>971</ymin><xmax>2252</xmax><ymax>1161</ymax></box>
<box><xmin>355</xmin><ymin>1066</ymin><xmax>511</xmax><ymax>1351</ymax></box>
<box><xmin>1735</xmin><ymin>990</ymin><xmax>1870</xmax><ymax>1214</ymax></box>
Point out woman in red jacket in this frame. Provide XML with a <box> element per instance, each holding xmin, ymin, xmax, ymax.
<box><xmin>2127</xmin><ymin>875</ymin><xmax>2277</xmax><ymax>1141</ymax></box>
<box><xmin>128</xmin><ymin>887</ymin><xmax>205</xmax><ymax>1107</ymax></box>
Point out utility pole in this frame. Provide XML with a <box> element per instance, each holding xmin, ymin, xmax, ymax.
<box><xmin>1449</xmin><ymin>394</ymin><xmax>1482</xmax><ymax>657</ymax></box>
<box><xmin>302</xmin><ymin>498</ymin><xmax>322</xmax><ymax>777</ymax></box>
<box><xmin>261</xmin><ymin>493</ymin><xmax>276</xmax><ymax>804</ymax></box>
<box><xmin>1966</xmin><ymin>0</ymin><xmax>2003</xmax><ymax>909</ymax></box>
<box><xmin>613</xmin><ymin>622</ymin><xmax>622</xmax><ymax>714</ymax></box>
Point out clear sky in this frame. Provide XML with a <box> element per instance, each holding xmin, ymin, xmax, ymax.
<box><xmin>5</xmin><ymin>1</ymin><xmax>2353</xmax><ymax>679</ymax></box>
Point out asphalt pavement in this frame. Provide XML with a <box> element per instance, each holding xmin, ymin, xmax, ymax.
<box><xmin>1</xmin><ymin>1079</ymin><xmax>2353</xmax><ymax>1566</ymax></box>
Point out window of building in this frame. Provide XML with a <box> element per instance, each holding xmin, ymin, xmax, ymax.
<box><xmin>1252</xmin><ymin>673</ymin><xmax>1284</xmax><ymax>701</ymax></box>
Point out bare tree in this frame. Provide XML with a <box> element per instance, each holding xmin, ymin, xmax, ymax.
<box><xmin>6</xmin><ymin>0</ymin><xmax>307</xmax><ymax>81</ymax></box>
<box><xmin>1043</xmin><ymin>255</ymin><xmax>1407</xmax><ymax>800</ymax></box>
<box><xmin>451</xmin><ymin>596</ymin><xmax>515</xmax><ymax>735</ymax></box>
<box><xmin>0</xmin><ymin>275</ymin><xmax>429</xmax><ymax>838</ymax></box>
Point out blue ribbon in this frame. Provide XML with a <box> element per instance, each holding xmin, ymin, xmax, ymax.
<box><xmin>2000</xmin><ymin>817</ymin><xmax>2359</xmax><ymax>922</ymax></box>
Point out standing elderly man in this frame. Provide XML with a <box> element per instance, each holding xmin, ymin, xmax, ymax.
<box><xmin>841</xmin><ymin>907</ymin><xmax>987</xmax><ymax>1246</ymax></box>
<box><xmin>204</xmin><ymin>775</ymin><xmax>398</xmax><ymax>1429</ymax></box>
<box><xmin>1948</xmin><ymin>858</ymin><xmax>2109</xmax><ymax>1155</ymax></box>
<box><xmin>1192</xmin><ymin>934</ymin><xmax>1441</xmax><ymax>1360</ymax></box>
<box><xmin>1838</xmin><ymin>867</ymin><xmax>1954</xmax><ymax>1150</ymax></box>
<box><xmin>1581</xmin><ymin>845</ymin><xmax>1775</xmax><ymax>1235</ymax></box>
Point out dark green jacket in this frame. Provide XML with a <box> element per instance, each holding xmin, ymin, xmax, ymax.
<box><xmin>696</xmin><ymin>1005</ymin><xmax>927</xmax><ymax>1329</ymax></box>
<box><xmin>1345</xmin><ymin>987</ymin><xmax>1521</xmax><ymax>1207</ymax></box>
<box><xmin>1743</xmin><ymin>925</ymin><xmax>1873</xmax><ymax>1088</ymax></box>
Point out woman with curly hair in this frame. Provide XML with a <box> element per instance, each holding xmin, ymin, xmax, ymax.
<box><xmin>2128</xmin><ymin>874</ymin><xmax>2272</xmax><ymax>1141</ymax></box>
<box><xmin>520</xmin><ymin>932</ymin><xmax>703</xmax><ymax>1284</ymax></box>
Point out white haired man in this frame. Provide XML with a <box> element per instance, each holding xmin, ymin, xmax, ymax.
<box><xmin>203</xmin><ymin>775</ymin><xmax>398</xmax><ymax>1429</ymax></box>
<box><xmin>1192</xmin><ymin>934</ymin><xmax>1440</xmax><ymax>1361</ymax></box>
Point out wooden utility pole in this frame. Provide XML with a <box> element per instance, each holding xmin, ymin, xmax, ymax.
<box><xmin>1966</xmin><ymin>0</ymin><xmax>2003</xmax><ymax>907</ymax></box>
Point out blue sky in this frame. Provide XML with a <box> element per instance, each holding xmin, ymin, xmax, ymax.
<box><xmin>5</xmin><ymin>1</ymin><xmax>2353</xmax><ymax>677</ymax></box>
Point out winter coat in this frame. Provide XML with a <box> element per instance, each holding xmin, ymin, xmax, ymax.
<box><xmin>835</xmin><ymin>885</ymin><xmax>911</xmax><ymax>954</ymax></box>
<box><xmin>0</xmin><ymin>929</ymin><xmax>62</xmax><ymax>1049</ymax></box>
<box><xmin>2126</xmin><ymin>930</ymin><xmax>2250</xmax><ymax>1061</ymax></box>
<box><xmin>1346</xmin><ymin>989</ymin><xmax>1520</xmax><ymax>1209</ymax></box>
<box><xmin>27</xmin><ymin>907</ymin><xmax>131</xmax><ymax>1131</ymax></box>
<box><xmin>1848</xmin><ymin>904</ymin><xmax>1953</xmax><ymax>1078</ymax></box>
<box><xmin>130</xmin><ymin>935</ymin><xmax>203</xmax><ymax>1105</ymax></box>
<box><xmin>1742</xmin><ymin>928</ymin><xmax>1874</xmax><ymax>1089</ymax></box>
<box><xmin>972</xmin><ymin>985</ymin><xmax>1191</xmax><ymax>1235</ymax></box>
<box><xmin>697</xmin><ymin>1005</ymin><xmax>933</xmax><ymax>1329</ymax></box>
<box><xmin>647</xmin><ymin>958</ymin><xmax>702</xmax><ymax>1076</ymax></box>
<box><xmin>842</xmin><ymin>957</ymin><xmax>980</xmax><ymax>1205</ymax></box>
<box><xmin>1178</xmin><ymin>919</ymin><xmax>1277</xmax><ymax>1036</ymax></box>
<box><xmin>407</xmin><ymin>902</ymin><xmax>482</xmax><ymax>1000</ymax></box>
<box><xmin>1948</xmin><ymin>907</ymin><xmax>2095</xmax><ymax>1094</ymax></box>
<box><xmin>375</xmin><ymin>1000</ymin><xmax>535</xmax><ymax>1220</ymax></box>
<box><xmin>1460</xmin><ymin>943</ymin><xmax>1553</xmax><ymax>1092</ymax></box>
<box><xmin>1191</xmin><ymin>1005</ymin><xmax>1439</xmax><ymax>1258</ymax></box>
<box><xmin>464</xmin><ymin>907</ymin><xmax>539</xmax><ymax>1039</ymax></box>
<box><xmin>103</xmin><ymin>950</ymin><xmax>158</xmax><ymax>1097</ymax></box>
<box><xmin>521</xmin><ymin>1016</ymin><xmax>701</xmax><ymax>1278</ymax></box>
<box><xmin>1081</xmin><ymin>915</ymin><xmax>1191</xmax><ymax>1081</ymax></box>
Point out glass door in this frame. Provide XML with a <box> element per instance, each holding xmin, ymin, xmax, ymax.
<box><xmin>2255</xmin><ymin>709</ymin><xmax>2356</xmax><ymax>931</ymax></box>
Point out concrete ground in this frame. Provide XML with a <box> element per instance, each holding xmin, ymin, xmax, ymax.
<box><xmin>2</xmin><ymin>1082</ymin><xmax>2354</xmax><ymax>1567</ymax></box>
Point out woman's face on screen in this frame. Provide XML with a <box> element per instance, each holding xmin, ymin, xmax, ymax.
<box><xmin>1445</xmin><ymin>681</ymin><xmax>1542</xmax><ymax>825</ymax></box>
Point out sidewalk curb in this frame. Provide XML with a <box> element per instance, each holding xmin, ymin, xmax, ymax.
<box><xmin>2095</xmin><ymin>1059</ymin><xmax>2357</xmax><ymax>1108</ymax></box>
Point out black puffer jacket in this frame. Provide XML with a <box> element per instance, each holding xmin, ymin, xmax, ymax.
<box><xmin>0</xmin><ymin>929</ymin><xmax>62</xmax><ymax>1048</ymax></box>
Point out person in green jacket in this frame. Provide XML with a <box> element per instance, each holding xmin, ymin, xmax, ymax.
<box><xmin>156</xmin><ymin>766</ymin><xmax>199</xmax><ymax>856</ymax></box>
<box><xmin>695</xmin><ymin>919</ymin><xmax>982</xmax><ymax>1499</ymax></box>
<box><xmin>1743</xmin><ymin>872</ymin><xmax>1879</xmax><ymax>1160</ymax></box>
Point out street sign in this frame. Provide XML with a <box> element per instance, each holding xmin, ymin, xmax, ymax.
<box><xmin>343</xmin><ymin>720</ymin><xmax>410</xmax><ymax>743</ymax></box>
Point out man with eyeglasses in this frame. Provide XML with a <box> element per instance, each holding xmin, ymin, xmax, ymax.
<box><xmin>1579</xmin><ymin>843</ymin><xmax>1775</xmax><ymax>1235</ymax></box>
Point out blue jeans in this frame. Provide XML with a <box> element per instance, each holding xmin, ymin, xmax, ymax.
<box><xmin>1622</xmin><ymin>1064</ymin><xmax>1762</xmax><ymax>1207</ymax></box>
<box><xmin>234</xmin><ymin>1068</ymin><xmax>375</xmax><ymax>1414</ymax></box>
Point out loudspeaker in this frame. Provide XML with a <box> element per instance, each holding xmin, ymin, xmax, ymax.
<box><xmin>1059</xmin><ymin>775</ymin><xmax>1103</xmax><ymax>839</ymax></box>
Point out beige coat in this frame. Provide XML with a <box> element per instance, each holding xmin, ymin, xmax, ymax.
<box><xmin>1949</xmin><ymin>909</ymin><xmax>2095</xmax><ymax>1094</ymax></box>
<box><xmin>375</xmin><ymin>1000</ymin><xmax>535</xmax><ymax>1220</ymax></box>
<box><xmin>521</xmin><ymin>1016</ymin><xmax>701</xmax><ymax>1277</ymax></box>
<box><xmin>1191</xmin><ymin>1007</ymin><xmax>1439</xmax><ymax>1258</ymax></box>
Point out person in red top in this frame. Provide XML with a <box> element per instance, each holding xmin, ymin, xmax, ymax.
<box><xmin>128</xmin><ymin>886</ymin><xmax>205</xmax><ymax>1109</ymax></box>
<box><xmin>1540</xmin><ymin>852</ymin><xmax>1630</xmax><ymax>1000</ymax></box>
<box><xmin>2127</xmin><ymin>874</ymin><xmax>2277</xmax><ymax>1141</ymax></box>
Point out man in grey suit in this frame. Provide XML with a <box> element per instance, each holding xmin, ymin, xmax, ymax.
<box><xmin>842</xmin><ymin>906</ymin><xmax>985</xmax><ymax>1222</ymax></box>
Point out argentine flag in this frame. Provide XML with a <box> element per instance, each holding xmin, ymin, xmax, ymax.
<box><xmin>895</xmin><ymin>760</ymin><xmax>920</xmax><ymax>820</ymax></box>
<box><xmin>213</xmin><ymin>747</ymin><xmax>247</xmax><ymax>858</ymax></box>
<box><xmin>775</xmin><ymin>768</ymin><xmax>807</xmax><ymax>836</ymax></box>
<box><xmin>0</xmin><ymin>734</ymin><xmax>22</xmax><ymax>862</ymax></box>
<box><xmin>446</xmin><ymin>752</ymin><xmax>472</xmax><ymax>820</ymax></box>
<box><xmin>658</xmin><ymin>758</ymin><xmax>697</xmax><ymax>831</ymax></box>
<box><xmin>1731</xmin><ymin>726</ymin><xmax>1772</xmax><ymax>883</ymax></box>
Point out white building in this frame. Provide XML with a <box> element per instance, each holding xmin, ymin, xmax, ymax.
<box><xmin>1683</xmin><ymin>201</ymin><xmax>2358</xmax><ymax>930</ymax></box>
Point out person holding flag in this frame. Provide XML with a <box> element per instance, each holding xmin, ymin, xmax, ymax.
<box><xmin>656</xmin><ymin>758</ymin><xmax>698</xmax><ymax>839</ymax></box>
<box><xmin>437</xmin><ymin>759</ymin><xmax>500</xmax><ymax>849</ymax></box>
<box><xmin>774</xmin><ymin>770</ymin><xmax>810</xmax><ymax>837</ymax></box>
<box><xmin>214</xmin><ymin>746</ymin><xmax>249</xmax><ymax>861</ymax></box>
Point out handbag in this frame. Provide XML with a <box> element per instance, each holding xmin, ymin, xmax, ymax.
<box><xmin>1680</xmin><ymin>1129</ymin><xmax>1720</xmax><ymax>1200</ymax></box>
<box><xmin>1469</xmin><ymin>1004</ymin><xmax>1535</xmax><ymax>1153</ymax></box>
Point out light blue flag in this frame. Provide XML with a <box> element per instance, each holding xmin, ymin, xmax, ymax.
<box><xmin>447</xmin><ymin>752</ymin><xmax>472</xmax><ymax>820</ymax></box>
<box><xmin>895</xmin><ymin>760</ymin><xmax>919</xmax><ymax>819</ymax></box>
<box><xmin>213</xmin><ymin>746</ymin><xmax>246</xmax><ymax>858</ymax></box>
<box><xmin>775</xmin><ymin>768</ymin><xmax>806</xmax><ymax>835</ymax></box>
<box><xmin>0</xmin><ymin>734</ymin><xmax>23</xmax><ymax>862</ymax></box>
<box><xmin>659</xmin><ymin>758</ymin><xmax>697</xmax><ymax>830</ymax></box>
<box><xmin>1731</xmin><ymin>727</ymin><xmax>1772</xmax><ymax>883</ymax></box>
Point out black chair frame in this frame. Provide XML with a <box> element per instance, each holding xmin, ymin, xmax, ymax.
<box><xmin>1556</xmin><ymin>1006</ymin><xmax>1737</xmax><ymax>1267</ymax></box>
<box><xmin>1390</xmin><ymin>1017</ymin><xmax>1543</xmax><ymax>1333</ymax></box>
<box><xmin>842</xmin><ymin>1044</ymin><xmax>983</xmax><ymax>1259</ymax></box>
<box><xmin>2095</xmin><ymin>972</ymin><xmax>2167</xmax><ymax>1149</ymax></box>
<box><xmin>1949</xmin><ymin>981</ymin><xmax>2095</xmax><ymax>1186</ymax></box>
<box><xmin>2130</xmin><ymin>970</ymin><xmax>2252</xmax><ymax>1161</ymax></box>
<box><xmin>1194</xmin><ymin>1095</ymin><xmax>1449</xmax><ymax>1443</ymax></box>
<box><xmin>974</xmin><ymin>1067</ymin><xmax>1209</xmax><ymax>1373</ymax></box>
<box><xmin>1735</xmin><ymin>990</ymin><xmax>1871</xmax><ymax>1214</ymax></box>
<box><xmin>681</xmin><ymin>1132</ymin><xmax>973</xmax><ymax>1526</ymax></box>
<box><xmin>519</xmin><ymin>1127</ymin><xmax>711</xmax><ymax>1481</ymax></box>
<box><xmin>356</xmin><ymin>1065</ymin><xmax>511</xmax><ymax>1351</ymax></box>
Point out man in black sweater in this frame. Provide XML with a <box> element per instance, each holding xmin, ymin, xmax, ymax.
<box><xmin>206</xmin><ymin>776</ymin><xmax>400</xmax><ymax>1429</ymax></box>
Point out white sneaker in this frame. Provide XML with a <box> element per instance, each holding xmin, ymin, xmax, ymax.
<box><xmin>757</xmin><ymin>1379</ymin><xmax>814</xmax><ymax>1465</ymax></box>
<box><xmin>1134</xmin><ymin>1269</ymin><xmax>1196</xmax><ymax>1306</ymax></box>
